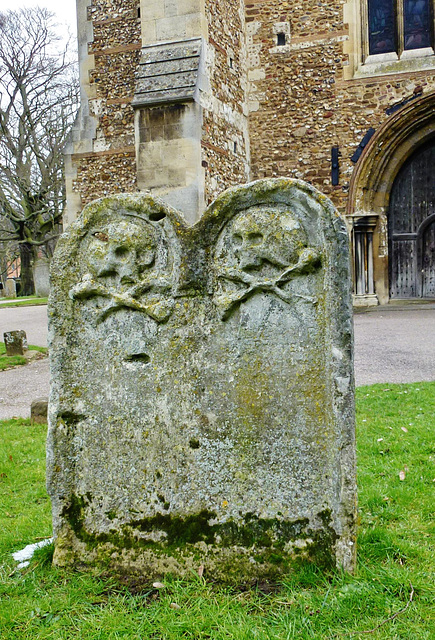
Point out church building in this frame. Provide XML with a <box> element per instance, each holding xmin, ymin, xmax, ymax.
<box><xmin>65</xmin><ymin>0</ymin><xmax>435</xmax><ymax>305</ymax></box>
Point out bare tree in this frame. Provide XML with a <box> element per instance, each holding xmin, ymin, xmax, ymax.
<box><xmin>0</xmin><ymin>7</ymin><xmax>78</xmax><ymax>295</ymax></box>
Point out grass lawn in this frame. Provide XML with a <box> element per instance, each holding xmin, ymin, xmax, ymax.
<box><xmin>0</xmin><ymin>343</ymin><xmax>48</xmax><ymax>371</ymax></box>
<box><xmin>0</xmin><ymin>382</ymin><xmax>434</xmax><ymax>639</ymax></box>
<box><xmin>0</xmin><ymin>297</ymin><xmax>48</xmax><ymax>308</ymax></box>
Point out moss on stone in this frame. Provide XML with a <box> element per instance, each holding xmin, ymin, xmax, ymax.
<box><xmin>61</xmin><ymin>493</ymin><xmax>337</xmax><ymax>575</ymax></box>
<box><xmin>49</xmin><ymin>182</ymin><xmax>356</xmax><ymax>581</ymax></box>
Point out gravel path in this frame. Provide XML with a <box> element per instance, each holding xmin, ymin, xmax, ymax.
<box><xmin>1</xmin><ymin>303</ymin><xmax>434</xmax><ymax>420</ymax></box>
<box><xmin>354</xmin><ymin>303</ymin><xmax>435</xmax><ymax>386</ymax></box>
<box><xmin>0</xmin><ymin>357</ymin><xmax>50</xmax><ymax>420</ymax></box>
<box><xmin>0</xmin><ymin>304</ymin><xmax>48</xmax><ymax>347</ymax></box>
<box><xmin>0</xmin><ymin>305</ymin><xmax>49</xmax><ymax>420</ymax></box>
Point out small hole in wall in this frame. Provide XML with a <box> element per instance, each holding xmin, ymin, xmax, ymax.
<box><xmin>277</xmin><ymin>32</ymin><xmax>286</xmax><ymax>46</ymax></box>
<box><xmin>125</xmin><ymin>353</ymin><xmax>150</xmax><ymax>364</ymax></box>
<box><xmin>233</xmin><ymin>141</ymin><xmax>237</xmax><ymax>154</ymax></box>
<box><xmin>148</xmin><ymin>210</ymin><xmax>166</xmax><ymax>221</ymax></box>
<box><xmin>115</xmin><ymin>246</ymin><xmax>129</xmax><ymax>258</ymax></box>
<box><xmin>229</xmin><ymin>57</ymin><xmax>233</xmax><ymax>69</ymax></box>
<box><xmin>137</xmin><ymin>6</ymin><xmax>141</xmax><ymax>18</ymax></box>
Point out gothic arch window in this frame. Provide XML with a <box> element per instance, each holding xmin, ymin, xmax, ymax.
<box><xmin>366</xmin><ymin>0</ymin><xmax>434</xmax><ymax>59</ymax></box>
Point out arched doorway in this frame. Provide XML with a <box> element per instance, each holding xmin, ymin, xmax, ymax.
<box><xmin>389</xmin><ymin>137</ymin><xmax>435</xmax><ymax>298</ymax></box>
<box><xmin>347</xmin><ymin>91</ymin><xmax>435</xmax><ymax>304</ymax></box>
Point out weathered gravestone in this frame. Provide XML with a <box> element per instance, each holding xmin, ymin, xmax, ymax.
<box><xmin>4</xmin><ymin>278</ymin><xmax>17</xmax><ymax>298</ymax></box>
<box><xmin>47</xmin><ymin>179</ymin><xmax>356</xmax><ymax>582</ymax></box>
<box><xmin>4</xmin><ymin>330</ymin><xmax>28</xmax><ymax>356</ymax></box>
<box><xmin>31</xmin><ymin>397</ymin><xmax>49</xmax><ymax>425</ymax></box>
<box><xmin>33</xmin><ymin>257</ymin><xmax>51</xmax><ymax>297</ymax></box>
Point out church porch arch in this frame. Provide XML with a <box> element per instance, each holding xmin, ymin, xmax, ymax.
<box><xmin>347</xmin><ymin>91</ymin><xmax>435</xmax><ymax>305</ymax></box>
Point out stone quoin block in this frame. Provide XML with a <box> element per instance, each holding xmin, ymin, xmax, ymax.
<box><xmin>47</xmin><ymin>179</ymin><xmax>357</xmax><ymax>583</ymax></box>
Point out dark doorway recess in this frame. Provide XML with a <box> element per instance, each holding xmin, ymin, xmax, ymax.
<box><xmin>389</xmin><ymin>137</ymin><xmax>435</xmax><ymax>298</ymax></box>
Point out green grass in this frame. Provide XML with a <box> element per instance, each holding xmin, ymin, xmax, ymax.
<box><xmin>0</xmin><ymin>342</ymin><xmax>47</xmax><ymax>371</ymax></box>
<box><xmin>0</xmin><ymin>382</ymin><xmax>434</xmax><ymax>639</ymax></box>
<box><xmin>0</xmin><ymin>296</ymin><xmax>48</xmax><ymax>308</ymax></box>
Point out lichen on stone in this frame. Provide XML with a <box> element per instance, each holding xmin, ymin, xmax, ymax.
<box><xmin>48</xmin><ymin>179</ymin><xmax>357</xmax><ymax>583</ymax></box>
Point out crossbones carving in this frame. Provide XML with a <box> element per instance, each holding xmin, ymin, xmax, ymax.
<box><xmin>216</xmin><ymin>247</ymin><xmax>321</xmax><ymax>319</ymax></box>
<box><xmin>71</xmin><ymin>274</ymin><xmax>173</xmax><ymax>323</ymax></box>
<box><xmin>70</xmin><ymin>220</ymin><xmax>173</xmax><ymax>324</ymax></box>
<box><xmin>214</xmin><ymin>207</ymin><xmax>321</xmax><ymax>320</ymax></box>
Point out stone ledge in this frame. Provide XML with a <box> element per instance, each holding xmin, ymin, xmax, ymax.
<box><xmin>72</xmin><ymin>147</ymin><xmax>136</xmax><ymax>160</ymax></box>
<box><xmin>132</xmin><ymin>38</ymin><xmax>202</xmax><ymax>108</ymax></box>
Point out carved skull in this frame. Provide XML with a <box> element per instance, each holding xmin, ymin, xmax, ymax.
<box><xmin>231</xmin><ymin>207</ymin><xmax>308</xmax><ymax>272</ymax></box>
<box><xmin>87</xmin><ymin>220</ymin><xmax>157</xmax><ymax>289</ymax></box>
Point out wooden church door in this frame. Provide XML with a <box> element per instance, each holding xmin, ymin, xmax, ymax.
<box><xmin>389</xmin><ymin>138</ymin><xmax>435</xmax><ymax>299</ymax></box>
<box><xmin>422</xmin><ymin>218</ymin><xmax>435</xmax><ymax>296</ymax></box>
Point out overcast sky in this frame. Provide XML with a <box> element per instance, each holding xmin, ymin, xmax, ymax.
<box><xmin>0</xmin><ymin>0</ymin><xmax>77</xmax><ymax>39</ymax></box>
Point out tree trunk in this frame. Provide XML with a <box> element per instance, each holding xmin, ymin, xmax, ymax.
<box><xmin>19</xmin><ymin>242</ymin><xmax>35</xmax><ymax>296</ymax></box>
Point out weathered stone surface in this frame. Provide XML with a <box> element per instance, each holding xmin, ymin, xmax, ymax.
<box><xmin>47</xmin><ymin>179</ymin><xmax>356</xmax><ymax>583</ymax></box>
<box><xmin>4</xmin><ymin>330</ymin><xmax>28</xmax><ymax>356</ymax></box>
<box><xmin>31</xmin><ymin>398</ymin><xmax>49</xmax><ymax>424</ymax></box>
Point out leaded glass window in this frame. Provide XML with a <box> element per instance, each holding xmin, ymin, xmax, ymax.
<box><xmin>404</xmin><ymin>0</ymin><xmax>432</xmax><ymax>49</ymax></box>
<box><xmin>369</xmin><ymin>0</ymin><xmax>396</xmax><ymax>54</ymax></box>
<box><xmin>367</xmin><ymin>0</ymin><xmax>434</xmax><ymax>57</ymax></box>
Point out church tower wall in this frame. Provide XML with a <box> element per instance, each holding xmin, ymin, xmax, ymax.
<box><xmin>66</xmin><ymin>0</ymin><xmax>250</xmax><ymax>224</ymax></box>
<box><xmin>64</xmin><ymin>0</ymin><xmax>141</xmax><ymax>225</ymax></box>
<box><xmin>65</xmin><ymin>0</ymin><xmax>435</xmax><ymax>304</ymax></box>
<box><xmin>246</xmin><ymin>0</ymin><xmax>435</xmax><ymax>304</ymax></box>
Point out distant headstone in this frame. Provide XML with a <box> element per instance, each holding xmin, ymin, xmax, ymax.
<box><xmin>48</xmin><ymin>179</ymin><xmax>356</xmax><ymax>583</ymax></box>
<box><xmin>31</xmin><ymin>398</ymin><xmax>49</xmax><ymax>424</ymax></box>
<box><xmin>33</xmin><ymin>257</ymin><xmax>50</xmax><ymax>297</ymax></box>
<box><xmin>4</xmin><ymin>279</ymin><xmax>16</xmax><ymax>298</ymax></box>
<box><xmin>4</xmin><ymin>330</ymin><xmax>28</xmax><ymax>356</ymax></box>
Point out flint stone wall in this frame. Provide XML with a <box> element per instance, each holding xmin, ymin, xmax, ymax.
<box><xmin>47</xmin><ymin>178</ymin><xmax>356</xmax><ymax>583</ymax></box>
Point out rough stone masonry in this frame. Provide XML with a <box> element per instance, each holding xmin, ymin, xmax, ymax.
<box><xmin>47</xmin><ymin>179</ymin><xmax>357</xmax><ymax>583</ymax></box>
